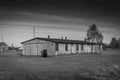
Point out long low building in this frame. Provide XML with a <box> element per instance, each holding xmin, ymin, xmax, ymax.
<box><xmin>21</xmin><ymin>37</ymin><xmax>103</xmax><ymax>56</ymax></box>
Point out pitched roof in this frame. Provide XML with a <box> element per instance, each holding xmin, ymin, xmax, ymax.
<box><xmin>21</xmin><ymin>37</ymin><xmax>103</xmax><ymax>45</ymax></box>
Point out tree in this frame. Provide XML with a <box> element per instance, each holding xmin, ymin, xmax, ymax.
<box><xmin>102</xmin><ymin>43</ymin><xmax>108</xmax><ymax>51</ymax></box>
<box><xmin>117</xmin><ymin>38</ymin><xmax>120</xmax><ymax>49</ymax></box>
<box><xmin>110</xmin><ymin>37</ymin><xmax>118</xmax><ymax>49</ymax></box>
<box><xmin>86</xmin><ymin>24</ymin><xmax>103</xmax><ymax>43</ymax></box>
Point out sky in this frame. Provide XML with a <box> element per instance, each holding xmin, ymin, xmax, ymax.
<box><xmin>0</xmin><ymin>0</ymin><xmax>120</xmax><ymax>47</ymax></box>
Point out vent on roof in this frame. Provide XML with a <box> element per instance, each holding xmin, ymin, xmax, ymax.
<box><xmin>48</xmin><ymin>35</ymin><xmax>50</xmax><ymax>38</ymax></box>
<box><xmin>65</xmin><ymin>37</ymin><xmax>67</xmax><ymax>40</ymax></box>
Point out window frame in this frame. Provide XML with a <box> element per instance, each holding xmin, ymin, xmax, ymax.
<box><xmin>55</xmin><ymin>43</ymin><xmax>59</xmax><ymax>51</ymax></box>
<box><xmin>76</xmin><ymin>44</ymin><xmax>79</xmax><ymax>51</ymax></box>
<box><xmin>81</xmin><ymin>44</ymin><xmax>84</xmax><ymax>51</ymax></box>
<box><xmin>65</xmin><ymin>44</ymin><xmax>68</xmax><ymax>51</ymax></box>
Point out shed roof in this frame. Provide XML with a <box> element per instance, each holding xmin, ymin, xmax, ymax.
<box><xmin>21</xmin><ymin>37</ymin><xmax>103</xmax><ymax>45</ymax></box>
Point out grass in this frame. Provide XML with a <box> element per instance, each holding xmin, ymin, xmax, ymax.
<box><xmin>0</xmin><ymin>50</ymin><xmax>120</xmax><ymax>80</ymax></box>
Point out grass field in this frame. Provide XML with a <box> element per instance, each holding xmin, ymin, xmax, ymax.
<box><xmin>0</xmin><ymin>50</ymin><xmax>120</xmax><ymax>80</ymax></box>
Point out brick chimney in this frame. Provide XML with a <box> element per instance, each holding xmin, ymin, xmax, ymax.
<box><xmin>65</xmin><ymin>37</ymin><xmax>67</xmax><ymax>40</ymax></box>
<box><xmin>48</xmin><ymin>35</ymin><xmax>50</xmax><ymax>38</ymax></box>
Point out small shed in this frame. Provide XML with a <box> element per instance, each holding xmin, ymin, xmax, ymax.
<box><xmin>21</xmin><ymin>37</ymin><xmax>103</xmax><ymax>56</ymax></box>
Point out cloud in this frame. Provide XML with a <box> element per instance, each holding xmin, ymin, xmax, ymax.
<box><xmin>0</xmin><ymin>8</ymin><xmax>120</xmax><ymax>46</ymax></box>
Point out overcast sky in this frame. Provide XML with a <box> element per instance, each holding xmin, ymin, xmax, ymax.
<box><xmin>0</xmin><ymin>0</ymin><xmax>120</xmax><ymax>46</ymax></box>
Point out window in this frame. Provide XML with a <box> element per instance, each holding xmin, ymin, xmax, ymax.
<box><xmin>65</xmin><ymin>44</ymin><xmax>68</xmax><ymax>51</ymax></box>
<box><xmin>81</xmin><ymin>44</ymin><xmax>84</xmax><ymax>51</ymax></box>
<box><xmin>76</xmin><ymin>44</ymin><xmax>79</xmax><ymax>51</ymax></box>
<box><xmin>99</xmin><ymin>45</ymin><xmax>101</xmax><ymax>50</ymax></box>
<box><xmin>55</xmin><ymin>43</ymin><xmax>58</xmax><ymax>51</ymax></box>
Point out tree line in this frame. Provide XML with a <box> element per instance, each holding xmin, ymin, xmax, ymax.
<box><xmin>109</xmin><ymin>38</ymin><xmax>120</xmax><ymax>49</ymax></box>
<box><xmin>85</xmin><ymin>24</ymin><xmax>120</xmax><ymax>50</ymax></box>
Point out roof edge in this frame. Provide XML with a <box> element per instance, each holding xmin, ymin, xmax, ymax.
<box><xmin>21</xmin><ymin>37</ymin><xmax>103</xmax><ymax>45</ymax></box>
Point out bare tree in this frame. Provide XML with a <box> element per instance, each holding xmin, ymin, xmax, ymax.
<box><xmin>85</xmin><ymin>24</ymin><xmax>103</xmax><ymax>43</ymax></box>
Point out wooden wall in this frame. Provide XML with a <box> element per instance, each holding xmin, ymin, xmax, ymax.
<box><xmin>55</xmin><ymin>44</ymin><xmax>78</xmax><ymax>55</ymax></box>
<box><xmin>22</xmin><ymin>39</ymin><xmax>103</xmax><ymax>56</ymax></box>
<box><xmin>22</xmin><ymin>39</ymin><xmax>55</xmax><ymax>56</ymax></box>
<box><xmin>55</xmin><ymin>43</ymin><xmax>102</xmax><ymax>55</ymax></box>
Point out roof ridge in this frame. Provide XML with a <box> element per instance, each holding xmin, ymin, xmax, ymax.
<box><xmin>21</xmin><ymin>37</ymin><xmax>103</xmax><ymax>45</ymax></box>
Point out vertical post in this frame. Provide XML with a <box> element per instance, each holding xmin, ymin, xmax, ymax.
<box><xmin>91</xmin><ymin>45</ymin><xmax>93</xmax><ymax>53</ymax></box>
<box><xmin>33</xmin><ymin>27</ymin><xmax>35</xmax><ymax>38</ymax></box>
<box><xmin>100</xmin><ymin>45</ymin><xmax>103</xmax><ymax>52</ymax></box>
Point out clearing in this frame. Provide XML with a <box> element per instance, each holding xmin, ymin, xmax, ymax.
<box><xmin>0</xmin><ymin>50</ymin><xmax>120</xmax><ymax>80</ymax></box>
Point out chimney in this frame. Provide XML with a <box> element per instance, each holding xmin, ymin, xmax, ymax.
<box><xmin>61</xmin><ymin>37</ymin><xmax>63</xmax><ymax>39</ymax></box>
<box><xmin>65</xmin><ymin>37</ymin><xmax>67</xmax><ymax>40</ymax></box>
<box><xmin>48</xmin><ymin>35</ymin><xmax>50</xmax><ymax>38</ymax></box>
<box><xmin>84</xmin><ymin>38</ymin><xmax>86</xmax><ymax>41</ymax></box>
